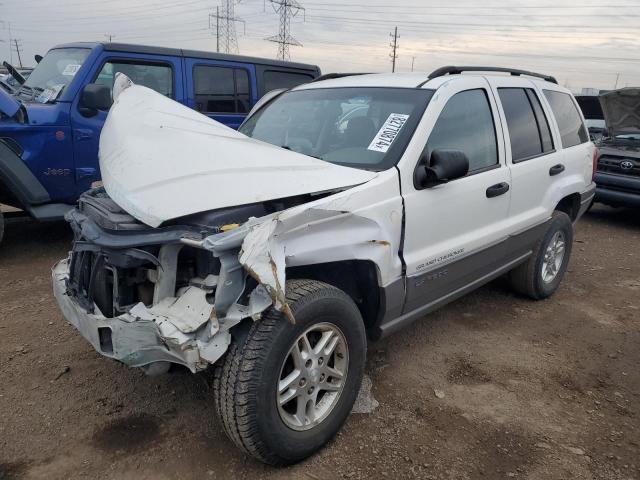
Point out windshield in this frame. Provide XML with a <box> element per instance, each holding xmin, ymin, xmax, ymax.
<box><xmin>239</xmin><ymin>87</ymin><xmax>433</xmax><ymax>170</ymax></box>
<box><xmin>21</xmin><ymin>48</ymin><xmax>90</xmax><ymax>101</ymax></box>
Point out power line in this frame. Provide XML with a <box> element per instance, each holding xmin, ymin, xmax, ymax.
<box><xmin>13</xmin><ymin>38</ymin><xmax>23</xmax><ymax>67</ymax></box>
<box><xmin>389</xmin><ymin>26</ymin><xmax>398</xmax><ymax>73</ymax></box>
<box><xmin>266</xmin><ymin>0</ymin><xmax>305</xmax><ymax>61</ymax></box>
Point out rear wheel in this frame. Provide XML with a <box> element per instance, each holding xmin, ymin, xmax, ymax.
<box><xmin>507</xmin><ymin>211</ymin><xmax>573</xmax><ymax>300</ymax></box>
<box><xmin>213</xmin><ymin>279</ymin><xmax>366</xmax><ymax>465</ymax></box>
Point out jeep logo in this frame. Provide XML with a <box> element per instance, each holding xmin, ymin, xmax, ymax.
<box><xmin>43</xmin><ymin>168</ymin><xmax>71</xmax><ymax>176</ymax></box>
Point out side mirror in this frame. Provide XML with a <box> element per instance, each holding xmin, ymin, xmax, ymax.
<box><xmin>414</xmin><ymin>149</ymin><xmax>469</xmax><ymax>189</ymax></box>
<box><xmin>34</xmin><ymin>54</ymin><xmax>43</xmax><ymax>64</ymax></box>
<box><xmin>79</xmin><ymin>83</ymin><xmax>112</xmax><ymax>117</ymax></box>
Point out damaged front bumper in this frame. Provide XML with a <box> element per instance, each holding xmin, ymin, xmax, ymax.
<box><xmin>52</xmin><ymin>195</ymin><xmax>278</xmax><ymax>373</ymax></box>
<box><xmin>52</xmin><ymin>258</ymin><xmax>234</xmax><ymax>372</ymax></box>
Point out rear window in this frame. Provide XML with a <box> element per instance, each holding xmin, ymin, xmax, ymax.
<box><xmin>543</xmin><ymin>90</ymin><xmax>589</xmax><ymax>148</ymax></box>
<box><xmin>193</xmin><ymin>65</ymin><xmax>250</xmax><ymax>114</ymax></box>
<box><xmin>263</xmin><ymin>70</ymin><xmax>315</xmax><ymax>94</ymax></box>
<box><xmin>498</xmin><ymin>88</ymin><xmax>554</xmax><ymax>162</ymax></box>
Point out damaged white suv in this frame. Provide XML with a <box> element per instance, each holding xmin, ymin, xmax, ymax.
<box><xmin>53</xmin><ymin>67</ymin><xmax>596</xmax><ymax>465</ymax></box>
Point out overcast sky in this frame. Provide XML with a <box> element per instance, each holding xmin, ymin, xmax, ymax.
<box><xmin>3</xmin><ymin>0</ymin><xmax>640</xmax><ymax>90</ymax></box>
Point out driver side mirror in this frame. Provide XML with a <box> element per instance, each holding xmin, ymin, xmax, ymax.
<box><xmin>414</xmin><ymin>149</ymin><xmax>469</xmax><ymax>189</ymax></box>
<box><xmin>79</xmin><ymin>83</ymin><xmax>112</xmax><ymax>117</ymax></box>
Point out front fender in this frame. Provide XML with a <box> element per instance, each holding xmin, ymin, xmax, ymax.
<box><xmin>0</xmin><ymin>138</ymin><xmax>50</xmax><ymax>208</ymax></box>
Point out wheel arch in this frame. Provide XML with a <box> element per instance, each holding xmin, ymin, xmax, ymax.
<box><xmin>286</xmin><ymin>260</ymin><xmax>382</xmax><ymax>333</ymax></box>
<box><xmin>554</xmin><ymin>192</ymin><xmax>581</xmax><ymax>221</ymax></box>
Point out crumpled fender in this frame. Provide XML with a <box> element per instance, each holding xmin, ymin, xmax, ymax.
<box><xmin>234</xmin><ymin>172</ymin><xmax>403</xmax><ymax>322</ymax></box>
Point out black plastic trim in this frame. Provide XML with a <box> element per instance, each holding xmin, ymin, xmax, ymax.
<box><xmin>310</xmin><ymin>72</ymin><xmax>371</xmax><ymax>83</ymax></box>
<box><xmin>0</xmin><ymin>139</ymin><xmax>50</xmax><ymax>208</ymax></box>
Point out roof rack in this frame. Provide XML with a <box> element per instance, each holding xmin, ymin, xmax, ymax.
<box><xmin>311</xmin><ymin>72</ymin><xmax>371</xmax><ymax>82</ymax></box>
<box><xmin>426</xmin><ymin>66</ymin><xmax>558</xmax><ymax>84</ymax></box>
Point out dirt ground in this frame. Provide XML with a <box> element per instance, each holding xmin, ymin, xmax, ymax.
<box><xmin>0</xmin><ymin>205</ymin><xmax>638</xmax><ymax>480</ymax></box>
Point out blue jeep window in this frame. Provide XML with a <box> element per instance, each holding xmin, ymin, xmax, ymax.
<box><xmin>193</xmin><ymin>65</ymin><xmax>250</xmax><ymax>114</ymax></box>
<box><xmin>263</xmin><ymin>70</ymin><xmax>314</xmax><ymax>94</ymax></box>
<box><xmin>95</xmin><ymin>61</ymin><xmax>172</xmax><ymax>97</ymax></box>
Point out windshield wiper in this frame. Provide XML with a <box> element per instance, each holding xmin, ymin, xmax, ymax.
<box><xmin>280</xmin><ymin>145</ymin><xmax>323</xmax><ymax>160</ymax></box>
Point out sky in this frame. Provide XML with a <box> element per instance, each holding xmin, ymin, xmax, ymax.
<box><xmin>2</xmin><ymin>0</ymin><xmax>640</xmax><ymax>91</ymax></box>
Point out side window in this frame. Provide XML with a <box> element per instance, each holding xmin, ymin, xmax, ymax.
<box><xmin>498</xmin><ymin>88</ymin><xmax>553</xmax><ymax>162</ymax></box>
<box><xmin>236</xmin><ymin>68</ymin><xmax>250</xmax><ymax>113</ymax></box>
<box><xmin>95</xmin><ymin>61</ymin><xmax>172</xmax><ymax>97</ymax></box>
<box><xmin>426</xmin><ymin>89</ymin><xmax>498</xmax><ymax>173</ymax></box>
<box><xmin>263</xmin><ymin>70</ymin><xmax>314</xmax><ymax>94</ymax></box>
<box><xmin>193</xmin><ymin>65</ymin><xmax>251</xmax><ymax>114</ymax></box>
<box><xmin>543</xmin><ymin>90</ymin><xmax>589</xmax><ymax>148</ymax></box>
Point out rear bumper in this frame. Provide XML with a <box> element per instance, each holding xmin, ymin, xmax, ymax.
<box><xmin>594</xmin><ymin>172</ymin><xmax>640</xmax><ymax>207</ymax></box>
<box><xmin>52</xmin><ymin>258</ymin><xmax>230</xmax><ymax>372</ymax></box>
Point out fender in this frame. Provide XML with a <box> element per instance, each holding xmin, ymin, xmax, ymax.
<box><xmin>0</xmin><ymin>139</ymin><xmax>50</xmax><ymax>207</ymax></box>
<box><xmin>0</xmin><ymin>139</ymin><xmax>73</xmax><ymax>220</ymax></box>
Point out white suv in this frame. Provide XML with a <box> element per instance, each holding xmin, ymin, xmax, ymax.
<box><xmin>52</xmin><ymin>67</ymin><xmax>596</xmax><ymax>465</ymax></box>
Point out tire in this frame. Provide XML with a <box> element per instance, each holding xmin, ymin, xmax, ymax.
<box><xmin>213</xmin><ymin>279</ymin><xmax>367</xmax><ymax>465</ymax></box>
<box><xmin>507</xmin><ymin>211</ymin><xmax>573</xmax><ymax>300</ymax></box>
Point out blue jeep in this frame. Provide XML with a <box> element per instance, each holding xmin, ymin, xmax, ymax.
<box><xmin>0</xmin><ymin>42</ymin><xmax>320</xmax><ymax>243</ymax></box>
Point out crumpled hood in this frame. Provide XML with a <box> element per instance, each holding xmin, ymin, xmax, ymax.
<box><xmin>599</xmin><ymin>88</ymin><xmax>640</xmax><ymax>137</ymax></box>
<box><xmin>99</xmin><ymin>75</ymin><xmax>377</xmax><ymax>228</ymax></box>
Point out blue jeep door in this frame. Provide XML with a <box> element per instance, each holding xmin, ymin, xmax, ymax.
<box><xmin>184</xmin><ymin>58</ymin><xmax>256</xmax><ymax>129</ymax></box>
<box><xmin>70</xmin><ymin>53</ymin><xmax>184</xmax><ymax>196</ymax></box>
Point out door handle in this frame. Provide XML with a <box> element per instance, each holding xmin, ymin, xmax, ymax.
<box><xmin>549</xmin><ymin>164</ymin><xmax>565</xmax><ymax>176</ymax></box>
<box><xmin>486</xmin><ymin>182</ymin><xmax>510</xmax><ymax>198</ymax></box>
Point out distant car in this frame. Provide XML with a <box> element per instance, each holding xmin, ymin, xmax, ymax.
<box><xmin>0</xmin><ymin>68</ymin><xmax>32</xmax><ymax>94</ymax></box>
<box><xmin>594</xmin><ymin>88</ymin><xmax>640</xmax><ymax>208</ymax></box>
<box><xmin>575</xmin><ymin>94</ymin><xmax>606</xmax><ymax>141</ymax></box>
<box><xmin>0</xmin><ymin>42</ymin><xmax>320</xmax><ymax>245</ymax></box>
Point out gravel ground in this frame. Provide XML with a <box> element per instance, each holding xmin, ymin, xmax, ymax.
<box><xmin>0</xmin><ymin>205</ymin><xmax>638</xmax><ymax>480</ymax></box>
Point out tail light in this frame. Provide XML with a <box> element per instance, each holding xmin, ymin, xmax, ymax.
<box><xmin>592</xmin><ymin>147</ymin><xmax>599</xmax><ymax>181</ymax></box>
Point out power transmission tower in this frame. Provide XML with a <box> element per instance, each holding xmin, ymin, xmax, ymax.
<box><xmin>209</xmin><ymin>6</ymin><xmax>220</xmax><ymax>52</ymax></box>
<box><xmin>211</xmin><ymin>0</ymin><xmax>244</xmax><ymax>54</ymax></box>
<box><xmin>266</xmin><ymin>0</ymin><xmax>304</xmax><ymax>61</ymax></box>
<box><xmin>389</xmin><ymin>26</ymin><xmax>399</xmax><ymax>73</ymax></box>
<box><xmin>104</xmin><ymin>33</ymin><xmax>115</xmax><ymax>42</ymax></box>
<box><xmin>13</xmin><ymin>38</ymin><xmax>23</xmax><ymax>68</ymax></box>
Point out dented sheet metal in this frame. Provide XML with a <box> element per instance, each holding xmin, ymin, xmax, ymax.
<box><xmin>202</xmin><ymin>171</ymin><xmax>406</xmax><ymax>321</ymax></box>
<box><xmin>99</xmin><ymin>73</ymin><xmax>377</xmax><ymax>227</ymax></box>
<box><xmin>238</xmin><ymin>218</ymin><xmax>293</xmax><ymax>322</ymax></box>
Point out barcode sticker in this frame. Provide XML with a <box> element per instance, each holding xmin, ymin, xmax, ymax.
<box><xmin>367</xmin><ymin>113</ymin><xmax>410</xmax><ymax>153</ymax></box>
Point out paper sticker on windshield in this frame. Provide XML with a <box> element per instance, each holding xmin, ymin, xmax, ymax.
<box><xmin>35</xmin><ymin>84</ymin><xmax>65</xmax><ymax>104</ymax></box>
<box><xmin>62</xmin><ymin>64</ymin><xmax>81</xmax><ymax>76</ymax></box>
<box><xmin>367</xmin><ymin>113</ymin><xmax>410</xmax><ymax>153</ymax></box>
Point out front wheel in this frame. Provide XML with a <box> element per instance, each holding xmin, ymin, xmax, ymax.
<box><xmin>213</xmin><ymin>279</ymin><xmax>367</xmax><ymax>465</ymax></box>
<box><xmin>507</xmin><ymin>211</ymin><xmax>573</xmax><ymax>299</ymax></box>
